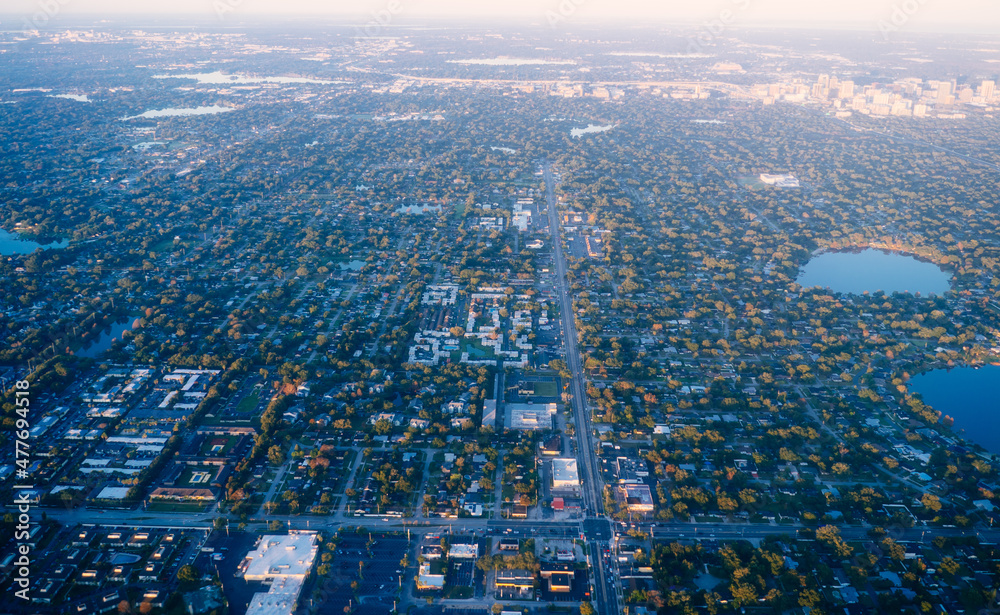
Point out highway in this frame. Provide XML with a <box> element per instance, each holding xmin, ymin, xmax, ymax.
<box><xmin>543</xmin><ymin>160</ymin><xmax>618</xmax><ymax>615</ymax></box>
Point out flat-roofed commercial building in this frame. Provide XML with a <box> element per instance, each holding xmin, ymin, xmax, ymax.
<box><xmin>551</xmin><ymin>458</ymin><xmax>580</xmax><ymax>492</ymax></box>
<box><xmin>506</xmin><ymin>403</ymin><xmax>557</xmax><ymax>431</ymax></box>
<box><xmin>241</xmin><ymin>531</ymin><xmax>318</xmax><ymax>615</ymax></box>
<box><xmin>616</xmin><ymin>483</ymin><xmax>655</xmax><ymax>514</ymax></box>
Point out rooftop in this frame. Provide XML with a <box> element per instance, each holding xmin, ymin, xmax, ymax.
<box><xmin>243</xmin><ymin>532</ymin><xmax>319</xmax><ymax>581</ymax></box>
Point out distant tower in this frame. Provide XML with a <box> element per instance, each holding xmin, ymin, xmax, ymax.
<box><xmin>981</xmin><ymin>80</ymin><xmax>996</xmax><ymax>101</ymax></box>
<box><xmin>936</xmin><ymin>80</ymin><xmax>954</xmax><ymax>104</ymax></box>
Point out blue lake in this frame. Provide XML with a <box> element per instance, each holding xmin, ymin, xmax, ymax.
<box><xmin>78</xmin><ymin>316</ymin><xmax>142</xmax><ymax>358</ymax></box>
<box><xmin>910</xmin><ymin>365</ymin><xmax>1000</xmax><ymax>454</ymax></box>
<box><xmin>796</xmin><ymin>248</ymin><xmax>951</xmax><ymax>296</ymax></box>
<box><xmin>0</xmin><ymin>228</ymin><xmax>67</xmax><ymax>255</ymax></box>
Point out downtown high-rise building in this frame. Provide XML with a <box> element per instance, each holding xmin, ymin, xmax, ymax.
<box><xmin>981</xmin><ymin>80</ymin><xmax>996</xmax><ymax>101</ymax></box>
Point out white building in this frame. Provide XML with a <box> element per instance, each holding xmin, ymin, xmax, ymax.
<box><xmin>449</xmin><ymin>543</ymin><xmax>480</xmax><ymax>559</ymax></box>
<box><xmin>551</xmin><ymin>458</ymin><xmax>580</xmax><ymax>491</ymax></box>
<box><xmin>242</xmin><ymin>532</ymin><xmax>318</xmax><ymax>615</ymax></box>
<box><xmin>759</xmin><ymin>173</ymin><xmax>800</xmax><ymax>188</ymax></box>
<box><xmin>506</xmin><ymin>403</ymin><xmax>558</xmax><ymax>431</ymax></box>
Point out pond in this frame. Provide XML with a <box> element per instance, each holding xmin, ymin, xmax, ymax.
<box><xmin>110</xmin><ymin>553</ymin><xmax>142</xmax><ymax>564</ymax></box>
<box><xmin>796</xmin><ymin>248</ymin><xmax>951</xmax><ymax>296</ymax></box>
<box><xmin>78</xmin><ymin>315</ymin><xmax>142</xmax><ymax>358</ymax></box>
<box><xmin>910</xmin><ymin>365</ymin><xmax>1000</xmax><ymax>454</ymax></box>
<box><xmin>0</xmin><ymin>228</ymin><xmax>67</xmax><ymax>255</ymax></box>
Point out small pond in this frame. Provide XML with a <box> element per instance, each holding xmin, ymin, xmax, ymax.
<box><xmin>78</xmin><ymin>315</ymin><xmax>142</xmax><ymax>358</ymax></box>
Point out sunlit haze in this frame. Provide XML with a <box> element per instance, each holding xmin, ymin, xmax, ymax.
<box><xmin>3</xmin><ymin>0</ymin><xmax>1000</xmax><ymax>32</ymax></box>
<box><xmin>4</xmin><ymin>0</ymin><xmax>1000</xmax><ymax>612</ymax></box>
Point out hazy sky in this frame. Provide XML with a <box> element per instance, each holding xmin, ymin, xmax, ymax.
<box><xmin>5</xmin><ymin>0</ymin><xmax>1000</xmax><ymax>32</ymax></box>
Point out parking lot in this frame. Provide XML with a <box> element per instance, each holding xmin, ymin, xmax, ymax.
<box><xmin>313</xmin><ymin>532</ymin><xmax>409</xmax><ymax>615</ymax></box>
<box><xmin>199</xmin><ymin>531</ymin><xmax>263</xmax><ymax>615</ymax></box>
<box><xmin>448</xmin><ymin>558</ymin><xmax>475</xmax><ymax>588</ymax></box>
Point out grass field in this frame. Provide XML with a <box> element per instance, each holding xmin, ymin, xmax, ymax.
<box><xmin>532</xmin><ymin>380</ymin><xmax>558</xmax><ymax>397</ymax></box>
<box><xmin>235</xmin><ymin>389</ymin><xmax>261</xmax><ymax>414</ymax></box>
<box><xmin>199</xmin><ymin>435</ymin><xmax>239</xmax><ymax>456</ymax></box>
<box><xmin>176</xmin><ymin>465</ymin><xmax>217</xmax><ymax>487</ymax></box>
<box><xmin>737</xmin><ymin>176</ymin><xmax>768</xmax><ymax>189</ymax></box>
<box><xmin>461</xmin><ymin>337</ymin><xmax>492</xmax><ymax>358</ymax></box>
<box><xmin>145</xmin><ymin>500</ymin><xmax>211</xmax><ymax>513</ymax></box>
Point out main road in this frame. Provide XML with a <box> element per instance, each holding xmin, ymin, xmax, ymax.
<box><xmin>543</xmin><ymin>160</ymin><xmax>618</xmax><ymax>615</ymax></box>
<box><xmin>544</xmin><ymin>161</ymin><xmax>604</xmax><ymax>516</ymax></box>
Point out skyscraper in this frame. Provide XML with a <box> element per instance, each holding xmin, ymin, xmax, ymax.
<box><xmin>981</xmin><ymin>80</ymin><xmax>996</xmax><ymax>101</ymax></box>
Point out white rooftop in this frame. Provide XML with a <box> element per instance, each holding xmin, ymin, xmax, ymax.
<box><xmin>243</xmin><ymin>532</ymin><xmax>319</xmax><ymax>581</ymax></box>
<box><xmin>244</xmin><ymin>576</ymin><xmax>303</xmax><ymax>615</ymax></box>
<box><xmin>96</xmin><ymin>486</ymin><xmax>130</xmax><ymax>500</ymax></box>
<box><xmin>552</xmin><ymin>458</ymin><xmax>580</xmax><ymax>486</ymax></box>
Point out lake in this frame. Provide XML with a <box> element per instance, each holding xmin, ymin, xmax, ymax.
<box><xmin>48</xmin><ymin>94</ymin><xmax>90</xmax><ymax>102</ymax></box>
<box><xmin>796</xmin><ymin>249</ymin><xmax>952</xmax><ymax>295</ymax></box>
<box><xmin>396</xmin><ymin>204</ymin><xmax>442</xmax><ymax>214</ymax></box>
<box><xmin>571</xmin><ymin>124</ymin><xmax>614</xmax><ymax>138</ymax></box>
<box><xmin>133</xmin><ymin>141</ymin><xmax>167</xmax><ymax>151</ymax></box>
<box><xmin>606</xmin><ymin>52</ymin><xmax>712</xmax><ymax>59</ymax></box>
<box><xmin>449</xmin><ymin>58</ymin><xmax>574</xmax><ymax>66</ymax></box>
<box><xmin>152</xmin><ymin>71</ymin><xmax>345</xmax><ymax>85</ymax></box>
<box><xmin>122</xmin><ymin>105</ymin><xmax>235</xmax><ymax>120</ymax></box>
<box><xmin>78</xmin><ymin>315</ymin><xmax>142</xmax><ymax>358</ymax></box>
<box><xmin>0</xmin><ymin>228</ymin><xmax>67</xmax><ymax>255</ymax></box>
<box><xmin>910</xmin><ymin>365</ymin><xmax>1000</xmax><ymax>454</ymax></box>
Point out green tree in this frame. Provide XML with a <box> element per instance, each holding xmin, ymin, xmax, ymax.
<box><xmin>177</xmin><ymin>564</ymin><xmax>199</xmax><ymax>583</ymax></box>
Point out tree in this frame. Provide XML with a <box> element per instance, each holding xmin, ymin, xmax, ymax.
<box><xmin>268</xmin><ymin>445</ymin><xmax>284</xmax><ymax>466</ymax></box>
<box><xmin>177</xmin><ymin>564</ymin><xmax>199</xmax><ymax>583</ymax></box>
<box><xmin>816</xmin><ymin>525</ymin><xmax>853</xmax><ymax>557</ymax></box>
<box><xmin>881</xmin><ymin>537</ymin><xmax>905</xmax><ymax>561</ymax></box>
<box><xmin>579</xmin><ymin>602</ymin><xmax>596</xmax><ymax>615</ymax></box>
<box><xmin>939</xmin><ymin>556</ymin><xmax>960</xmax><ymax>576</ymax></box>
<box><xmin>374</xmin><ymin>418</ymin><xmax>392</xmax><ymax>435</ymax></box>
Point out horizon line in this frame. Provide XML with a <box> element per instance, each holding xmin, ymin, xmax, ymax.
<box><xmin>2</xmin><ymin>14</ymin><xmax>1000</xmax><ymax>36</ymax></box>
